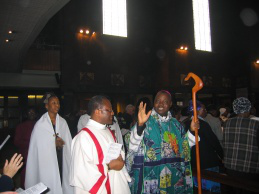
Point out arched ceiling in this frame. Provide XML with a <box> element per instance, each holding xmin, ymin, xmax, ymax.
<box><xmin>0</xmin><ymin>0</ymin><xmax>70</xmax><ymax>72</ymax></box>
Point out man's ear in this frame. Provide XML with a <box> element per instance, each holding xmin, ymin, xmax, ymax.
<box><xmin>94</xmin><ymin>109</ymin><xmax>100</xmax><ymax>116</ymax></box>
<box><xmin>45</xmin><ymin>103</ymin><xmax>48</xmax><ymax>110</ymax></box>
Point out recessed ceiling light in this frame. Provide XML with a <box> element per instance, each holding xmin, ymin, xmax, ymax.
<box><xmin>5</xmin><ymin>39</ymin><xmax>9</xmax><ymax>42</ymax></box>
<box><xmin>8</xmin><ymin>31</ymin><xmax>12</xmax><ymax>34</ymax></box>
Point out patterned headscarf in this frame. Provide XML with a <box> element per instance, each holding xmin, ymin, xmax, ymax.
<box><xmin>187</xmin><ymin>100</ymin><xmax>202</xmax><ymax>114</ymax></box>
<box><xmin>233</xmin><ymin>97</ymin><xmax>251</xmax><ymax>114</ymax></box>
<box><xmin>43</xmin><ymin>93</ymin><xmax>56</xmax><ymax>104</ymax></box>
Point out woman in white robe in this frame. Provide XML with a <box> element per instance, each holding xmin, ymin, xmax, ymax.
<box><xmin>25</xmin><ymin>93</ymin><xmax>74</xmax><ymax>194</ymax></box>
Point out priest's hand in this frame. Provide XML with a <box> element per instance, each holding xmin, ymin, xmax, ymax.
<box><xmin>138</xmin><ymin>102</ymin><xmax>152</xmax><ymax>126</ymax></box>
<box><xmin>190</xmin><ymin>117</ymin><xmax>199</xmax><ymax>132</ymax></box>
<box><xmin>56</xmin><ymin>137</ymin><xmax>65</xmax><ymax>149</ymax></box>
<box><xmin>3</xmin><ymin>153</ymin><xmax>23</xmax><ymax>178</ymax></box>
<box><xmin>107</xmin><ymin>155</ymin><xmax>124</xmax><ymax>171</ymax></box>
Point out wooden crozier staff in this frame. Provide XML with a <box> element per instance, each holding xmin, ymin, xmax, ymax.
<box><xmin>184</xmin><ymin>72</ymin><xmax>203</xmax><ymax>194</ymax></box>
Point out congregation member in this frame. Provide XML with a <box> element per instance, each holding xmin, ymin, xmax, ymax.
<box><xmin>77</xmin><ymin>113</ymin><xmax>90</xmax><ymax>132</ymax></box>
<box><xmin>204</xmin><ymin>104</ymin><xmax>223</xmax><ymax>145</ymax></box>
<box><xmin>219</xmin><ymin>107</ymin><xmax>230</xmax><ymax>125</ymax></box>
<box><xmin>121</xmin><ymin>104</ymin><xmax>135</xmax><ymax>129</ymax></box>
<box><xmin>250</xmin><ymin>106</ymin><xmax>259</xmax><ymax>121</ymax></box>
<box><xmin>0</xmin><ymin>153</ymin><xmax>23</xmax><ymax>192</ymax></box>
<box><xmin>70</xmin><ymin>95</ymin><xmax>131</xmax><ymax>194</ymax></box>
<box><xmin>25</xmin><ymin>93</ymin><xmax>73</xmax><ymax>194</ymax></box>
<box><xmin>126</xmin><ymin>90</ymin><xmax>198</xmax><ymax>193</ymax></box>
<box><xmin>223</xmin><ymin>97</ymin><xmax>259</xmax><ymax>193</ymax></box>
<box><xmin>185</xmin><ymin>101</ymin><xmax>223</xmax><ymax>193</ymax></box>
<box><xmin>171</xmin><ymin>105</ymin><xmax>182</xmax><ymax>122</ymax></box>
<box><xmin>14</xmin><ymin>108</ymin><xmax>36</xmax><ymax>188</ymax></box>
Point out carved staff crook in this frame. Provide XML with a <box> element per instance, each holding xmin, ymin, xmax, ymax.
<box><xmin>184</xmin><ymin>72</ymin><xmax>203</xmax><ymax>194</ymax></box>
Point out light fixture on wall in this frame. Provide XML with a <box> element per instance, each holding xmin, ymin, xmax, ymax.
<box><xmin>179</xmin><ymin>46</ymin><xmax>188</xmax><ymax>50</ymax></box>
<box><xmin>78</xmin><ymin>28</ymin><xmax>97</xmax><ymax>39</ymax></box>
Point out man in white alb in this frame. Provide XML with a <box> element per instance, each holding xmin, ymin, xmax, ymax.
<box><xmin>77</xmin><ymin>112</ymin><xmax>124</xmax><ymax>149</ymax></box>
<box><xmin>70</xmin><ymin>95</ymin><xmax>131</xmax><ymax>194</ymax></box>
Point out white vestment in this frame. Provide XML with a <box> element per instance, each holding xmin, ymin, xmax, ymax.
<box><xmin>77</xmin><ymin>114</ymin><xmax>90</xmax><ymax>132</ymax></box>
<box><xmin>25</xmin><ymin>112</ymin><xmax>74</xmax><ymax>194</ymax></box>
<box><xmin>70</xmin><ymin>119</ymin><xmax>131</xmax><ymax>194</ymax></box>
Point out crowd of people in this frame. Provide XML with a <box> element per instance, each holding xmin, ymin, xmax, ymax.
<box><xmin>0</xmin><ymin>92</ymin><xmax>258</xmax><ymax>194</ymax></box>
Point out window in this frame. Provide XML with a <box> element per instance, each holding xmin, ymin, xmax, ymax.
<box><xmin>103</xmin><ymin>0</ymin><xmax>127</xmax><ymax>37</ymax></box>
<box><xmin>192</xmin><ymin>0</ymin><xmax>212</xmax><ymax>52</ymax></box>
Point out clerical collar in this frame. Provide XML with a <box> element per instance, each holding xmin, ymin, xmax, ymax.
<box><xmin>88</xmin><ymin>119</ymin><xmax>106</xmax><ymax>130</ymax></box>
<box><xmin>151</xmin><ymin>109</ymin><xmax>171</xmax><ymax>122</ymax></box>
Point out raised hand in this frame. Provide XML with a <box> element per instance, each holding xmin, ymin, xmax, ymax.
<box><xmin>3</xmin><ymin>153</ymin><xmax>23</xmax><ymax>178</ymax></box>
<box><xmin>138</xmin><ymin>102</ymin><xmax>152</xmax><ymax>126</ymax></box>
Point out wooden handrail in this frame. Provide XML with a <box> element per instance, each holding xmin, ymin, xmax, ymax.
<box><xmin>192</xmin><ymin>169</ymin><xmax>259</xmax><ymax>193</ymax></box>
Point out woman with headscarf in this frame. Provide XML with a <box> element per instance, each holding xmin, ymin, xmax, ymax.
<box><xmin>25</xmin><ymin>93</ymin><xmax>74</xmax><ymax>194</ymax></box>
<box><xmin>184</xmin><ymin>100</ymin><xmax>223</xmax><ymax>193</ymax></box>
<box><xmin>223</xmin><ymin>97</ymin><xmax>259</xmax><ymax>193</ymax></box>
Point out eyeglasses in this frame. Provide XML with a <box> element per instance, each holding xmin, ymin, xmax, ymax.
<box><xmin>99</xmin><ymin>109</ymin><xmax>114</xmax><ymax>113</ymax></box>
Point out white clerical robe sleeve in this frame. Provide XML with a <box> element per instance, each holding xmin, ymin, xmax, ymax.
<box><xmin>129</xmin><ymin>125</ymin><xmax>144</xmax><ymax>152</ymax></box>
<box><xmin>70</xmin><ymin>132</ymin><xmax>108</xmax><ymax>194</ymax></box>
<box><xmin>187</xmin><ymin>130</ymin><xmax>200</xmax><ymax>147</ymax></box>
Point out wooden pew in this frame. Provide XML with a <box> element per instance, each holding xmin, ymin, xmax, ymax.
<box><xmin>192</xmin><ymin>169</ymin><xmax>259</xmax><ymax>193</ymax></box>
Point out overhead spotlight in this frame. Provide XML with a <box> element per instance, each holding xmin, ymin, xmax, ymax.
<box><xmin>8</xmin><ymin>31</ymin><xmax>13</xmax><ymax>34</ymax></box>
<box><xmin>180</xmin><ymin>46</ymin><xmax>184</xmax><ymax>50</ymax></box>
<box><xmin>184</xmin><ymin>47</ymin><xmax>188</xmax><ymax>50</ymax></box>
<box><xmin>256</xmin><ymin>60</ymin><xmax>259</xmax><ymax>64</ymax></box>
<box><xmin>92</xmin><ymin>31</ymin><xmax>96</xmax><ymax>35</ymax></box>
<box><xmin>5</xmin><ymin>39</ymin><xmax>10</xmax><ymax>42</ymax></box>
<box><xmin>79</xmin><ymin>29</ymin><xmax>84</xmax><ymax>34</ymax></box>
<box><xmin>86</xmin><ymin>30</ymin><xmax>90</xmax><ymax>34</ymax></box>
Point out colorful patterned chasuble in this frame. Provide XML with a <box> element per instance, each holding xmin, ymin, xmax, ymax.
<box><xmin>126</xmin><ymin>110</ymin><xmax>193</xmax><ymax>194</ymax></box>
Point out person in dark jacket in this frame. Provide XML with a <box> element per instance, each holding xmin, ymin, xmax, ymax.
<box><xmin>184</xmin><ymin>100</ymin><xmax>223</xmax><ymax>193</ymax></box>
<box><xmin>121</xmin><ymin>104</ymin><xmax>135</xmax><ymax>129</ymax></box>
<box><xmin>14</xmin><ymin>108</ymin><xmax>36</xmax><ymax>188</ymax></box>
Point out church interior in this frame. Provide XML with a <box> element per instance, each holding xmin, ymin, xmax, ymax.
<box><xmin>0</xmin><ymin>0</ymin><xmax>259</xmax><ymax>192</ymax></box>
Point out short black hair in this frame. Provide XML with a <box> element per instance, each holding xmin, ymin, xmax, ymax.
<box><xmin>88</xmin><ymin>95</ymin><xmax>108</xmax><ymax>116</ymax></box>
<box><xmin>156</xmin><ymin>90</ymin><xmax>172</xmax><ymax>101</ymax></box>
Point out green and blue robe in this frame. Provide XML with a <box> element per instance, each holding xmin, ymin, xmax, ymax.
<box><xmin>126</xmin><ymin>110</ymin><xmax>193</xmax><ymax>194</ymax></box>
